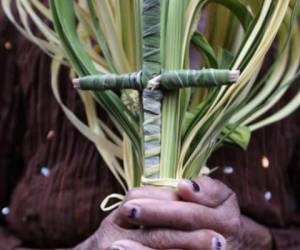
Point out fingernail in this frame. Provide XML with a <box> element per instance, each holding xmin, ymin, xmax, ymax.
<box><xmin>128</xmin><ymin>207</ymin><xmax>139</xmax><ymax>219</ymax></box>
<box><xmin>121</xmin><ymin>203</ymin><xmax>140</xmax><ymax>219</ymax></box>
<box><xmin>212</xmin><ymin>237</ymin><xmax>223</xmax><ymax>250</ymax></box>
<box><xmin>190</xmin><ymin>180</ymin><xmax>200</xmax><ymax>192</ymax></box>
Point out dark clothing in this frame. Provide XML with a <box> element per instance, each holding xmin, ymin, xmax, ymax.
<box><xmin>0</xmin><ymin>8</ymin><xmax>300</xmax><ymax>250</ymax></box>
<box><xmin>0</xmin><ymin>9</ymin><xmax>120</xmax><ymax>249</ymax></box>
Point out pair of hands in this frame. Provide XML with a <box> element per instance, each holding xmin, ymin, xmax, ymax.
<box><xmin>76</xmin><ymin>177</ymin><xmax>273</xmax><ymax>250</ymax></box>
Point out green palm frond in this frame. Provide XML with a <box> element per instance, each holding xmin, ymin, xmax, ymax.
<box><xmin>3</xmin><ymin>0</ymin><xmax>300</xmax><ymax>194</ymax></box>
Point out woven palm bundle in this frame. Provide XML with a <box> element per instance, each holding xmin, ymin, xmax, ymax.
<box><xmin>3</xmin><ymin>0</ymin><xmax>300</xmax><ymax>209</ymax></box>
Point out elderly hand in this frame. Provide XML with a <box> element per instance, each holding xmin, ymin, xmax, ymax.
<box><xmin>74</xmin><ymin>178</ymin><xmax>224</xmax><ymax>250</ymax></box>
<box><xmin>75</xmin><ymin>176</ymin><xmax>272</xmax><ymax>250</ymax></box>
<box><xmin>116</xmin><ymin>176</ymin><xmax>273</xmax><ymax>250</ymax></box>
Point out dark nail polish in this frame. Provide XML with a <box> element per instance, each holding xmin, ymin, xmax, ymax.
<box><xmin>190</xmin><ymin>180</ymin><xmax>200</xmax><ymax>192</ymax></box>
<box><xmin>128</xmin><ymin>207</ymin><xmax>138</xmax><ymax>219</ymax></box>
<box><xmin>212</xmin><ymin>237</ymin><xmax>222</xmax><ymax>250</ymax></box>
<box><xmin>216</xmin><ymin>239</ymin><xmax>222</xmax><ymax>250</ymax></box>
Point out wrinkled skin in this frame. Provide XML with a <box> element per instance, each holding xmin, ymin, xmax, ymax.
<box><xmin>75</xmin><ymin>177</ymin><xmax>272</xmax><ymax>250</ymax></box>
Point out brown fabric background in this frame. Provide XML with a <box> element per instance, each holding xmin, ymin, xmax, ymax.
<box><xmin>0</xmin><ymin>7</ymin><xmax>300</xmax><ymax>250</ymax></box>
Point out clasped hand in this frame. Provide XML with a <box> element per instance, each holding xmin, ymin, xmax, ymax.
<box><xmin>77</xmin><ymin>176</ymin><xmax>272</xmax><ymax>250</ymax></box>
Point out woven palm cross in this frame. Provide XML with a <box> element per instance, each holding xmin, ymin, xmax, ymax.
<box><xmin>73</xmin><ymin>0</ymin><xmax>239</xmax><ymax>179</ymax></box>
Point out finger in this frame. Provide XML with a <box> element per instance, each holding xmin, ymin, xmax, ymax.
<box><xmin>124</xmin><ymin>186</ymin><xmax>178</xmax><ymax>202</ymax></box>
<box><xmin>115</xmin><ymin>186</ymin><xmax>178</xmax><ymax>227</ymax></box>
<box><xmin>177</xmin><ymin>176</ymin><xmax>233</xmax><ymax>207</ymax></box>
<box><xmin>120</xmin><ymin>199</ymin><xmax>229</xmax><ymax>232</ymax></box>
<box><xmin>135</xmin><ymin>228</ymin><xmax>226</xmax><ymax>250</ymax></box>
<box><xmin>110</xmin><ymin>239</ymin><xmax>156</xmax><ymax>250</ymax></box>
